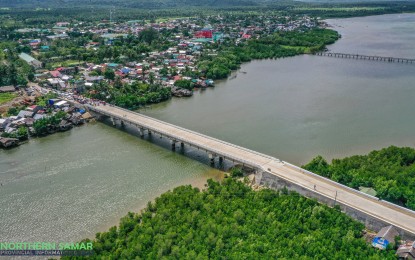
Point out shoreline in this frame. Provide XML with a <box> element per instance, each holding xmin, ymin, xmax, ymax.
<box><xmin>86</xmin><ymin>169</ymin><xmax>225</xmax><ymax>241</ymax></box>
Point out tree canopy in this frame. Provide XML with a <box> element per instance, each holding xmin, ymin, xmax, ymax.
<box><xmin>303</xmin><ymin>146</ymin><xmax>415</xmax><ymax>210</ymax></box>
<box><xmin>64</xmin><ymin>178</ymin><xmax>395</xmax><ymax>259</ymax></box>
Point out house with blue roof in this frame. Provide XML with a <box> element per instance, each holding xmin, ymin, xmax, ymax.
<box><xmin>372</xmin><ymin>225</ymin><xmax>399</xmax><ymax>250</ymax></box>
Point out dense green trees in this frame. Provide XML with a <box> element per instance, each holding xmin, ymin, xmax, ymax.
<box><xmin>303</xmin><ymin>146</ymin><xmax>415</xmax><ymax>210</ymax></box>
<box><xmin>103</xmin><ymin>69</ymin><xmax>115</xmax><ymax>80</ymax></box>
<box><xmin>198</xmin><ymin>28</ymin><xmax>339</xmax><ymax>80</ymax></box>
<box><xmin>33</xmin><ymin>111</ymin><xmax>66</xmax><ymax>136</ymax></box>
<box><xmin>174</xmin><ymin>79</ymin><xmax>193</xmax><ymax>90</ymax></box>
<box><xmin>0</xmin><ymin>63</ymin><xmax>31</xmax><ymax>86</ymax></box>
<box><xmin>65</xmin><ymin>178</ymin><xmax>396</xmax><ymax>259</ymax></box>
<box><xmin>87</xmin><ymin>81</ymin><xmax>171</xmax><ymax>109</ymax></box>
<box><xmin>0</xmin><ymin>42</ymin><xmax>34</xmax><ymax>86</ymax></box>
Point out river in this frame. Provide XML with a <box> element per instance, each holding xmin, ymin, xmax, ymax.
<box><xmin>1</xmin><ymin>13</ymin><xmax>414</xmax><ymax>244</ymax></box>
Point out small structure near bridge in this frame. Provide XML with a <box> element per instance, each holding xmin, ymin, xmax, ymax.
<box><xmin>372</xmin><ymin>225</ymin><xmax>399</xmax><ymax>250</ymax></box>
<box><xmin>0</xmin><ymin>137</ymin><xmax>19</xmax><ymax>148</ymax></box>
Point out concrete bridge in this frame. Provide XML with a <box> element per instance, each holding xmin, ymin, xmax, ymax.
<box><xmin>315</xmin><ymin>52</ymin><xmax>415</xmax><ymax>64</ymax></box>
<box><xmin>86</xmin><ymin>104</ymin><xmax>415</xmax><ymax>239</ymax></box>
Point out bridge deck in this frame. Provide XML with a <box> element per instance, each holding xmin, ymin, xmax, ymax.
<box><xmin>89</xmin><ymin>104</ymin><xmax>415</xmax><ymax>236</ymax></box>
<box><xmin>315</xmin><ymin>52</ymin><xmax>415</xmax><ymax>63</ymax></box>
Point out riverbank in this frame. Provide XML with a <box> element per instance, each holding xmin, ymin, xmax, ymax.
<box><xmin>1</xmin><ymin>13</ymin><xmax>414</xmax><ymax>246</ymax></box>
<box><xmin>0</xmin><ymin>89</ymin><xmax>93</xmax><ymax>149</ymax></box>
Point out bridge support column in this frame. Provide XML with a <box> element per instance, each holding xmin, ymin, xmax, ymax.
<box><xmin>208</xmin><ymin>153</ymin><xmax>215</xmax><ymax>166</ymax></box>
<box><xmin>148</xmin><ymin>130</ymin><xmax>152</xmax><ymax>136</ymax></box>
<box><xmin>111</xmin><ymin>117</ymin><xmax>116</xmax><ymax>126</ymax></box>
<box><xmin>120</xmin><ymin>121</ymin><xmax>125</xmax><ymax>127</ymax></box>
<box><xmin>219</xmin><ymin>156</ymin><xmax>223</xmax><ymax>165</ymax></box>
<box><xmin>180</xmin><ymin>142</ymin><xmax>185</xmax><ymax>149</ymax></box>
<box><xmin>171</xmin><ymin>140</ymin><xmax>177</xmax><ymax>150</ymax></box>
<box><xmin>139</xmin><ymin>128</ymin><xmax>144</xmax><ymax>138</ymax></box>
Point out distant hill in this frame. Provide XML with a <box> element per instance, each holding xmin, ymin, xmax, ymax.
<box><xmin>0</xmin><ymin>0</ymin><xmax>281</xmax><ymax>8</ymax></box>
<box><xmin>2</xmin><ymin>0</ymin><xmax>414</xmax><ymax>8</ymax></box>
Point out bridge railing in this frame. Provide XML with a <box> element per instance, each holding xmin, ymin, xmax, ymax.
<box><xmin>283</xmin><ymin>161</ymin><xmax>415</xmax><ymax>216</ymax></box>
<box><xmin>88</xmin><ymin>104</ymin><xmax>280</xmax><ymax>162</ymax></box>
<box><xmin>315</xmin><ymin>52</ymin><xmax>415</xmax><ymax>63</ymax></box>
<box><xmin>87</xmin><ymin>104</ymin><xmax>415</xmax><ymax>217</ymax></box>
<box><xmin>379</xmin><ymin>199</ymin><xmax>415</xmax><ymax>216</ymax></box>
<box><xmin>283</xmin><ymin>162</ymin><xmax>380</xmax><ymax>201</ymax></box>
<box><xmin>87</xmin><ymin>105</ymin><xmax>269</xmax><ymax>170</ymax></box>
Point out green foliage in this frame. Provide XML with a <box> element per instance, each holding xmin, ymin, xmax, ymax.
<box><xmin>64</xmin><ymin>179</ymin><xmax>395</xmax><ymax>259</ymax></box>
<box><xmin>104</xmin><ymin>69</ymin><xmax>115</xmax><ymax>80</ymax></box>
<box><xmin>303</xmin><ymin>146</ymin><xmax>415</xmax><ymax>210</ymax></box>
<box><xmin>302</xmin><ymin>155</ymin><xmax>330</xmax><ymax>177</ymax></box>
<box><xmin>199</xmin><ymin>28</ymin><xmax>339</xmax><ymax>80</ymax></box>
<box><xmin>174</xmin><ymin>79</ymin><xmax>193</xmax><ymax>90</ymax></box>
<box><xmin>230</xmin><ymin>167</ymin><xmax>244</xmax><ymax>178</ymax></box>
<box><xmin>33</xmin><ymin>111</ymin><xmax>66</xmax><ymax>136</ymax></box>
<box><xmin>0</xmin><ymin>41</ymin><xmax>35</xmax><ymax>86</ymax></box>
<box><xmin>1</xmin><ymin>126</ymin><xmax>28</xmax><ymax>140</ymax></box>
<box><xmin>87</xmin><ymin>81</ymin><xmax>171</xmax><ymax>109</ymax></box>
<box><xmin>6</xmin><ymin>106</ymin><xmax>20</xmax><ymax>116</ymax></box>
<box><xmin>138</xmin><ymin>28</ymin><xmax>159</xmax><ymax>45</ymax></box>
<box><xmin>35</xmin><ymin>92</ymin><xmax>58</xmax><ymax>107</ymax></box>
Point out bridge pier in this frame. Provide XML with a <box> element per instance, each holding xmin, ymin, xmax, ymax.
<box><xmin>84</xmin><ymin>104</ymin><xmax>415</xmax><ymax>239</ymax></box>
<box><xmin>171</xmin><ymin>140</ymin><xmax>177</xmax><ymax>150</ymax></box>
<box><xmin>314</xmin><ymin>52</ymin><xmax>414</xmax><ymax>65</ymax></box>
<box><xmin>180</xmin><ymin>142</ymin><xmax>185</xmax><ymax>149</ymax></box>
<box><xmin>111</xmin><ymin>117</ymin><xmax>116</xmax><ymax>126</ymax></box>
<box><xmin>208</xmin><ymin>153</ymin><xmax>215</xmax><ymax>166</ymax></box>
<box><xmin>139</xmin><ymin>128</ymin><xmax>144</xmax><ymax>138</ymax></box>
<box><xmin>120</xmin><ymin>121</ymin><xmax>125</xmax><ymax>127</ymax></box>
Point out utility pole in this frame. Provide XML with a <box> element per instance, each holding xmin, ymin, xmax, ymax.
<box><xmin>334</xmin><ymin>191</ymin><xmax>338</xmax><ymax>205</ymax></box>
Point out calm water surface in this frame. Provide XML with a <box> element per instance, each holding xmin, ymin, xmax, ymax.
<box><xmin>0</xmin><ymin>123</ymin><xmax>223</xmax><ymax>242</ymax></box>
<box><xmin>1</xmin><ymin>13</ymin><xmax>414</xmax><ymax>244</ymax></box>
<box><xmin>143</xmin><ymin>13</ymin><xmax>415</xmax><ymax>164</ymax></box>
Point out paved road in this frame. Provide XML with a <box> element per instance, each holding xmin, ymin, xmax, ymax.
<box><xmin>88</xmin><ymin>104</ymin><xmax>415</xmax><ymax>236</ymax></box>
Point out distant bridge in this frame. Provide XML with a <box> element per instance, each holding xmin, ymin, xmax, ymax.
<box><xmin>83</xmin><ymin>103</ymin><xmax>415</xmax><ymax>239</ymax></box>
<box><xmin>315</xmin><ymin>52</ymin><xmax>415</xmax><ymax>64</ymax></box>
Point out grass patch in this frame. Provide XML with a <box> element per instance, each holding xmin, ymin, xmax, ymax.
<box><xmin>0</xmin><ymin>92</ymin><xmax>17</xmax><ymax>105</ymax></box>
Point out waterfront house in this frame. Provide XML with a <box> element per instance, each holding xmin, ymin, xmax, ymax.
<box><xmin>0</xmin><ymin>137</ymin><xmax>19</xmax><ymax>148</ymax></box>
<box><xmin>0</xmin><ymin>86</ymin><xmax>16</xmax><ymax>93</ymax></box>
<box><xmin>59</xmin><ymin>120</ymin><xmax>73</xmax><ymax>132</ymax></box>
<box><xmin>372</xmin><ymin>225</ymin><xmax>399</xmax><ymax>250</ymax></box>
<box><xmin>17</xmin><ymin>110</ymin><xmax>34</xmax><ymax>118</ymax></box>
<box><xmin>49</xmin><ymin>70</ymin><xmax>62</xmax><ymax>78</ymax></box>
<box><xmin>33</xmin><ymin>114</ymin><xmax>46</xmax><ymax>121</ymax></box>
<box><xmin>397</xmin><ymin>241</ymin><xmax>415</xmax><ymax>259</ymax></box>
<box><xmin>0</xmin><ymin>118</ymin><xmax>11</xmax><ymax>131</ymax></box>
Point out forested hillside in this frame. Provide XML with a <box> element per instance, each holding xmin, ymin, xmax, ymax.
<box><xmin>65</xmin><ymin>179</ymin><xmax>396</xmax><ymax>259</ymax></box>
<box><xmin>0</xmin><ymin>0</ymin><xmax>273</xmax><ymax>8</ymax></box>
<box><xmin>303</xmin><ymin>146</ymin><xmax>415</xmax><ymax>210</ymax></box>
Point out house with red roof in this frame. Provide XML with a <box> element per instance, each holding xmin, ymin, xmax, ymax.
<box><xmin>49</xmin><ymin>70</ymin><xmax>62</xmax><ymax>78</ymax></box>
